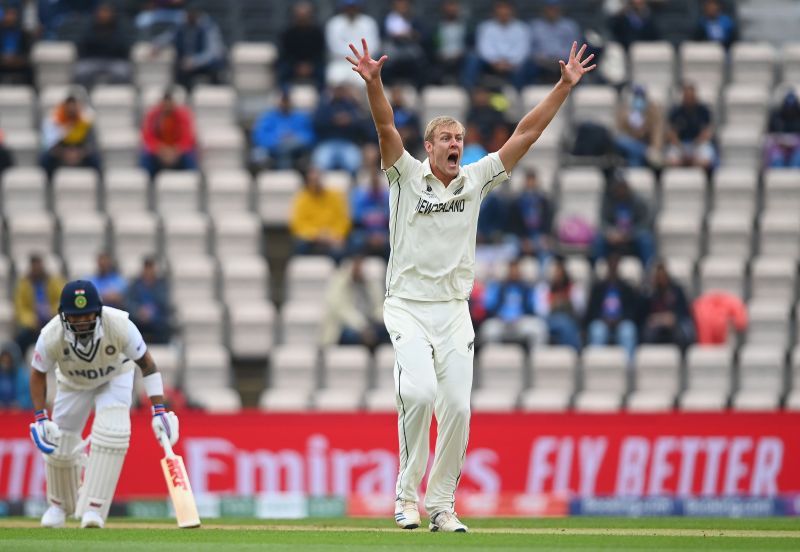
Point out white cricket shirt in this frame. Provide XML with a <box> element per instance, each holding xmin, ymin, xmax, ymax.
<box><xmin>32</xmin><ymin>306</ymin><xmax>147</xmax><ymax>390</ymax></box>
<box><xmin>383</xmin><ymin>150</ymin><xmax>508</xmax><ymax>301</ymax></box>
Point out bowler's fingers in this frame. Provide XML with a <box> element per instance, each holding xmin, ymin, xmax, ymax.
<box><xmin>581</xmin><ymin>53</ymin><xmax>595</xmax><ymax>66</ymax></box>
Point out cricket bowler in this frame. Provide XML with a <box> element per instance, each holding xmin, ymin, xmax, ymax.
<box><xmin>346</xmin><ymin>38</ymin><xmax>595</xmax><ymax>532</ymax></box>
<box><xmin>28</xmin><ymin>280</ymin><xmax>179</xmax><ymax>528</ymax></box>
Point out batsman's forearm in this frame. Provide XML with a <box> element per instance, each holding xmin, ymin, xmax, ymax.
<box><xmin>517</xmin><ymin>80</ymin><xmax>571</xmax><ymax>138</ymax></box>
<box><xmin>30</xmin><ymin>369</ymin><xmax>47</xmax><ymax>411</ymax></box>
<box><xmin>365</xmin><ymin>78</ymin><xmax>395</xmax><ymax>131</ymax></box>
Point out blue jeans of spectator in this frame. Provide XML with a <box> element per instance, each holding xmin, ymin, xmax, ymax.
<box><xmin>140</xmin><ymin>150</ymin><xmax>198</xmax><ymax>178</ymax></box>
<box><xmin>588</xmin><ymin>319</ymin><xmax>637</xmax><ymax>361</ymax></box>
<box><xmin>312</xmin><ymin>140</ymin><xmax>362</xmax><ymax>175</ymax></box>
<box><xmin>462</xmin><ymin>53</ymin><xmax>528</xmax><ymax>90</ymax></box>
<box><xmin>548</xmin><ymin>313</ymin><xmax>581</xmax><ymax>351</ymax></box>
<box><xmin>615</xmin><ymin>134</ymin><xmax>648</xmax><ymax>167</ymax></box>
<box><xmin>592</xmin><ymin>229</ymin><xmax>655</xmax><ymax>268</ymax></box>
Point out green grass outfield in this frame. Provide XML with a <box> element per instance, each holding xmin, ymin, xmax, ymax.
<box><xmin>2</xmin><ymin>517</ymin><xmax>800</xmax><ymax>551</ymax></box>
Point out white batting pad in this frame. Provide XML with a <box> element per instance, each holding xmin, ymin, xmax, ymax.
<box><xmin>44</xmin><ymin>430</ymin><xmax>82</xmax><ymax>515</ymax></box>
<box><xmin>75</xmin><ymin>406</ymin><xmax>130</xmax><ymax>521</ymax></box>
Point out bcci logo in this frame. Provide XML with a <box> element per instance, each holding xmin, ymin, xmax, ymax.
<box><xmin>74</xmin><ymin>289</ymin><xmax>87</xmax><ymax>309</ymax></box>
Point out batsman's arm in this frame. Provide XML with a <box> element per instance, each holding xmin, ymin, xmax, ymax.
<box><xmin>135</xmin><ymin>351</ymin><xmax>165</xmax><ymax>406</ymax></box>
<box><xmin>30</xmin><ymin>369</ymin><xmax>47</xmax><ymax>411</ymax></box>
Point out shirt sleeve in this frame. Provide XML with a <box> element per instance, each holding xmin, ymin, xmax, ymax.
<box><xmin>383</xmin><ymin>149</ymin><xmax>419</xmax><ymax>188</ymax></box>
<box><xmin>31</xmin><ymin>335</ymin><xmax>55</xmax><ymax>374</ymax></box>
<box><xmin>472</xmin><ymin>152</ymin><xmax>509</xmax><ymax>201</ymax></box>
<box><xmin>123</xmin><ymin>319</ymin><xmax>147</xmax><ymax>361</ymax></box>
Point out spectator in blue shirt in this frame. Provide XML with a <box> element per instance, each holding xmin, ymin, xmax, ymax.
<box><xmin>0</xmin><ymin>341</ymin><xmax>32</xmax><ymax>409</ymax></box>
<box><xmin>0</xmin><ymin>6</ymin><xmax>32</xmax><ymax>85</ymax></box>
<box><xmin>349</xmin><ymin>168</ymin><xmax>391</xmax><ymax>259</ymax></box>
<box><xmin>311</xmin><ymin>83</ymin><xmax>371</xmax><ymax>175</ymax></box>
<box><xmin>126</xmin><ymin>256</ymin><xmax>171</xmax><ymax>344</ymax></box>
<box><xmin>389</xmin><ymin>85</ymin><xmax>421</xmax><ymax>155</ymax></box>
<box><xmin>527</xmin><ymin>0</ymin><xmax>581</xmax><ymax>84</ymax></box>
<box><xmin>251</xmin><ymin>91</ymin><xmax>315</xmax><ymax>170</ymax></box>
<box><xmin>171</xmin><ymin>5</ymin><xmax>226</xmax><ymax>89</ymax></box>
<box><xmin>479</xmin><ymin>258</ymin><xmax>548</xmax><ymax>350</ymax></box>
<box><xmin>693</xmin><ymin>0</ymin><xmax>737</xmax><ymax>49</ymax></box>
<box><xmin>89</xmin><ymin>251</ymin><xmax>127</xmax><ymax>310</ymax></box>
<box><xmin>584</xmin><ymin>254</ymin><xmax>639</xmax><ymax>361</ymax></box>
<box><xmin>508</xmin><ymin>169</ymin><xmax>554</xmax><ymax>262</ymax></box>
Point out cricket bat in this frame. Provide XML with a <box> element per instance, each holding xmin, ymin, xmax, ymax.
<box><xmin>159</xmin><ymin>433</ymin><xmax>201</xmax><ymax>528</ymax></box>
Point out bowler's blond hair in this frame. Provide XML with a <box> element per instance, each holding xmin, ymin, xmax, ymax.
<box><xmin>423</xmin><ymin>116</ymin><xmax>465</xmax><ymax>143</ymax></box>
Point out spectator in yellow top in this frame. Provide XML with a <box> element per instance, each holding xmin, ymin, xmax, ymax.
<box><xmin>13</xmin><ymin>254</ymin><xmax>65</xmax><ymax>356</ymax></box>
<box><xmin>289</xmin><ymin>167</ymin><xmax>351</xmax><ymax>262</ymax></box>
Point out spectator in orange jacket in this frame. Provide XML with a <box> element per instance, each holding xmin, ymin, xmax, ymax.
<box><xmin>140</xmin><ymin>90</ymin><xmax>198</xmax><ymax>177</ymax></box>
<box><xmin>692</xmin><ymin>291</ymin><xmax>748</xmax><ymax>345</ymax></box>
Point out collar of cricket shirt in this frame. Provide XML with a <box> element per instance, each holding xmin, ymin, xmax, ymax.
<box><xmin>421</xmin><ymin>158</ymin><xmax>465</xmax><ymax>197</ymax></box>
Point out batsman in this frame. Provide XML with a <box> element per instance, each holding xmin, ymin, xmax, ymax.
<box><xmin>28</xmin><ymin>280</ymin><xmax>179</xmax><ymax>528</ymax></box>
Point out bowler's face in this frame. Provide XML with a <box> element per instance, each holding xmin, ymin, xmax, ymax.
<box><xmin>426</xmin><ymin>124</ymin><xmax>463</xmax><ymax>182</ymax></box>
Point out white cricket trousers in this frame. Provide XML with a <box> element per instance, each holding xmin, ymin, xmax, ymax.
<box><xmin>383</xmin><ymin>295</ymin><xmax>474</xmax><ymax>515</ymax></box>
<box><xmin>52</xmin><ymin>371</ymin><xmax>134</xmax><ymax>433</ymax></box>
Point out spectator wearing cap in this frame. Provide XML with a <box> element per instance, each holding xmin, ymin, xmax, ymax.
<box><xmin>764</xmin><ymin>90</ymin><xmax>800</xmax><ymax>168</ymax></box>
<box><xmin>325</xmin><ymin>0</ymin><xmax>380</xmax><ymax>86</ymax></box>
<box><xmin>464</xmin><ymin>0</ymin><xmax>529</xmax><ymax>90</ymax></box>
<box><xmin>278</xmin><ymin>2</ymin><xmax>326</xmax><ymax>90</ymax></box>
<box><xmin>665</xmin><ymin>83</ymin><xmax>716</xmax><ymax>170</ymax></box>
<box><xmin>615</xmin><ymin>84</ymin><xmax>664</xmax><ymax>167</ymax></box>
<box><xmin>609</xmin><ymin>0</ymin><xmax>660</xmax><ymax>51</ymax></box>
<box><xmin>527</xmin><ymin>0</ymin><xmax>581</xmax><ymax>84</ymax></box>
<box><xmin>693</xmin><ymin>0</ymin><xmax>737</xmax><ymax>49</ymax></box>
<box><xmin>592</xmin><ymin>171</ymin><xmax>654</xmax><ymax>267</ymax></box>
<box><xmin>140</xmin><ymin>91</ymin><xmax>198</xmax><ymax>177</ymax></box>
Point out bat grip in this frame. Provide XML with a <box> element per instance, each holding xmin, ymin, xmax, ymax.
<box><xmin>159</xmin><ymin>432</ymin><xmax>175</xmax><ymax>458</ymax></box>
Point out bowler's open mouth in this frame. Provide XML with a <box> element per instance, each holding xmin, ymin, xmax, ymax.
<box><xmin>447</xmin><ymin>153</ymin><xmax>459</xmax><ymax>167</ymax></box>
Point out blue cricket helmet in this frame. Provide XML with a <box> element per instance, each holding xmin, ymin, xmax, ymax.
<box><xmin>59</xmin><ymin>280</ymin><xmax>103</xmax><ymax>316</ymax></box>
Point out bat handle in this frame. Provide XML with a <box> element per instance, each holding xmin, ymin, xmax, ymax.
<box><xmin>159</xmin><ymin>432</ymin><xmax>175</xmax><ymax>458</ymax></box>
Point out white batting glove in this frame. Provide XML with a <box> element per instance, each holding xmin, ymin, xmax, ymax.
<box><xmin>29</xmin><ymin>409</ymin><xmax>61</xmax><ymax>454</ymax></box>
<box><xmin>151</xmin><ymin>404</ymin><xmax>179</xmax><ymax>446</ymax></box>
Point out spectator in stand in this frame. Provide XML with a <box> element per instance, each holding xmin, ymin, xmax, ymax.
<box><xmin>40</xmin><ymin>95</ymin><xmax>100</xmax><ymax>178</ymax></box>
<box><xmin>126</xmin><ymin>256</ymin><xmax>171</xmax><ymax>344</ymax></box>
<box><xmin>463</xmin><ymin>0</ymin><xmax>529</xmax><ymax>90</ymax></box>
<box><xmin>140</xmin><ymin>90</ymin><xmax>198</xmax><ymax>178</ymax></box>
<box><xmin>693</xmin><ymin>0</ymin><xmax>737</xmax><ymax>49</ymax></box>
<box><xmin>37</xmin><ymin>0</ymin><xmax>99</xmax><ymax>38</ymax></box>
<box><xmin>278</xmin><ymin>2</ymin><xmax>325</xmax><ymax>90</ymax></box>
<box><xmin>350</xmin><ymin>166</ymin><xmax>390</xmax><ymax>259</ymax></box>
<box><xmin>0</xmin><ymin>6</ymin><xmax>33</xmax><ymax>84</ymax></box>
<box><xmin>380</xmin><ymin>0</ymin><xmax>426</xmax><ymax>88</ymax></box>
<box><xmin>325</xmin><ymin>0</ymin><xmax>380</xmax><ymax>86</ymax></box>
<box><xmin>466</xmin><ymin>86</ymin><xmax>509</xmax><ymax>153</ymax></box>
<box><xmin>0</xmin><ymin>341</ymin><xmax>31</xmax><ymax>409</ymax></box>
<box><xmin>764</xmin><ymin>90</ymin><xmax>800</xmax><ymax>168</ymax></box>
<box><xmin>461</xmin><ymin>122</ymin><xmax>487</xmax><ymax>165</ymax></box>
<box><xmin>388</xmin><ymin>85</ymin><xmax>421</xmax><ymax>155</ymax></box>
<box><xmin>13</xmin><ymin>254</ymin><xmax>65</xmax><ymax>355</ymax></box>
<box><xmin>321</xmin><ymin>255</ymin><xmax>388</xmax><ymax>349</ymax></box>
<box><xmin>251</xmin><ymin>91</ymin><xmax>315</xmax><ymax>170</ymax></box>
<box><xmin>312</xmin><ymin>83</ymin><xmax>370</xmax><ymax>175</ymax></box>
<box><xmin>692</xmin><ymin>290</ymin><xmax>747</xmax><ymax>345</ymax></box>
<box><xmin>276</xmin><ymin>4</ymin><xmax>324</xmax><ymax>92</ymax></box>
<box><xmin>74</xmin><ymin>3</ymin><xmax>133</xmax><ymax>88</ymax></box>
<box><xmin>665</xmin><ymin>83</ymin><xmax>716</xmax><ymax>170</ymax></box>
<box><xmin>592</xmin><ymin>171</ymin><xmax>654</xmax><ymax>267</ymax></box>
<box><xmin>479</xmin><ymin>258</ymin><xmax>548</xmax><ymax>350</ymax></box>
<box><xmin>527</xmin><ymin>0</ymin><xmax>581</xmax><ymax>85</ymax></box>
<box><xmin>608</xmin><ymin>0</ymin><xmax>660</xmax><ymax>50</ymax></box>
<box><xmin>584</xmin><ymin>254</ymin><xmax>639</xmax><ymax>361</ymax></box>
<box><xmin>640</xmin><ymin>259</ymin><xmax>694</xmax><ymax>350</ymax></box>
<box><xmin>88</xmin><ymin>251</ymin><xmax>127</xmax><ymax>309</ymax></box>
<box><xmin>168</xmin><ymin>4</ymin><xmax>225</xmax><ymax>89</ymax></box>
<box><xmin>289</xmin><ymin>167</ymin><xmax>350</xmax><ymax>261</ymax></box>
<box><xmin>476</xmin><ymin>181</ymin><xmax>511</xmax><ymax>246</ymax></box>
<box><xmin>427</xmin><ymin>0</ymin><xmax>469</xmax><ymax>85</ymax></box>
<box><xmin>615</xmin><ymin>84</ymin><xmax>664</xmax><ymax>167</ymax></box>
<box><xmin>534</xmin><ymin>256</ymin><xmax>584</xmax><ymax>350</ymax></box>
<box><xmin>508</xmin><ymin>169</ymin><xmax>554</xmax><ymax>263</ymax></box>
